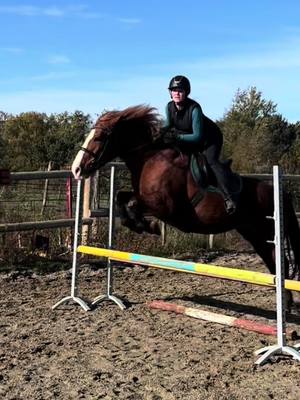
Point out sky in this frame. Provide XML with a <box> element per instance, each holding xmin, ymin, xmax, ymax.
<box><xmin>0</xmin><ymin>0</ymin><xmax>300</xmax><ymax>122</ymax></box>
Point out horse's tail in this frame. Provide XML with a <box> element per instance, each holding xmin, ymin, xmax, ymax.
<box><xmin>284</xmin><ymin>193</ymin><xmax>300</xmax><ymax>279</ymax></box>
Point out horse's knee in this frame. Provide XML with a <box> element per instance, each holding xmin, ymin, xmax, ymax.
<box><xmin>147</xmin><ymin>219</ymin><xmax>161</xmax><ymax>235</ymax></box>
<box><xmin>116</xmin><ymin>191</ymin><xmax>134</xmax><ymax>206</ymax></box>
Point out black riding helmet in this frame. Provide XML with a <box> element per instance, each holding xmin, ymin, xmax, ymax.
<box><xmin>168</xmin><ymin>75</ymin><xmax>191</xmax><ymax>95</ymax></box>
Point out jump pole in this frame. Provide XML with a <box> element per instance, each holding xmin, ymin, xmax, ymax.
<box><xmin>147</xmin><ymin>300</ymin><xmax>298</xmax><ymax>340</ymax></box>
<box><xmin>77</xmin><ymin>246</ymin><xmax>300</xmax><ymax>292</ymax></box>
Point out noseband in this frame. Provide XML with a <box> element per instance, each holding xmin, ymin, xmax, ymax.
<box><xmin>80</xmin><ymin>129</ymin><xmax>111</xmax><ymax>169</ymax></box>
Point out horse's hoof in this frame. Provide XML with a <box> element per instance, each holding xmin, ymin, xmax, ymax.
<box><xmin>149</xmin><ymin>220</ymin><xmax>161</xmax><ymax>235</ymax></box>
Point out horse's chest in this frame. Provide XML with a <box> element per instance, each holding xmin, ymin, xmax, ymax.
<box><xmin>139</xmin><ymin>160</ymin><xmax>168</xmax><ymax>196</ymax></box>
<box><xmin>139</xmin><ymin>170</ymin><xmax>163</xmax><ymax>197</ymax></box>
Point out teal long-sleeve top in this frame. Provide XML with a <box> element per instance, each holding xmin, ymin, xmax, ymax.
<box><xmin>164</xmin><ymin>104</ymin><xmax>204</xmax><ymax>145</ymax></box>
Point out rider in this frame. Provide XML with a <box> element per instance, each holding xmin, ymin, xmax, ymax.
<box><xmin>162</xmin><ymin>75</ymin><xmax>236</xmax><ymax>214</ymax></box>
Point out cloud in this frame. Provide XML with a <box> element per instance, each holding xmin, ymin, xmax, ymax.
<box><xmin>0</xmin><ymin>89</ymin><xmax>125</xmax><ymax>117</ymax></box>
<box><xmin>0</xmin><ymin>5</ymin><xmax>39</xmax><ymax>16</ymax></box>
<box><xmin>1</xmin><ymin>65</ymin><xmax>300</xmax><ymax>122</ymax></box>
<box><xmin>0</xmin><ymin>5</ymin><xmax>66</xmax><ymax>17</ymax></box>
<box><xmin>1</xmin><ymin>31</ymin><xmax>300</xmax><ymax>122</ymax></box>
<box><xmin>47</xmin><ymin>55</ymin><xmax>71</xmax><ymax>65</ymax></box>
<box><xmin>116</xmin><ymin>17</ymin><xmax>141</xmax><ymax>24</ymax></box>
<box><xmin>0</xmin><ymin>5</ymin><xmax>131</xmax><ymax>20</ymax></box>
<box><xmin>0</xmin><ymin>70</ymin><xmax>78</xmax><ymax>86</ymax></box>
<box><xmin>0</xmin><ymin>5</ymin><xmax>67</xmax><ymax>17</ymax></box>
<box><xmin>178</xmin><ymin>35</ymin><xmax>300</xmax><ymax>72</ymax></box>
<box><xmin>0</xmin><ymin>47</ymin><xmax>24</xmax><ymax>54</ymax></box>
<box><xmin>44</xmin><ymin>7</ymin><xmax>64</xmax><ymax>17</ymax></box>
<box><xmin>0</xmin><ymin>5</ymin><xmax>78</xmax><ymax>17</ymax></box>
<box><xmin>29</xmin><ymin>71</ymin><xmax>78</xmax><ymax>82</ymax></box>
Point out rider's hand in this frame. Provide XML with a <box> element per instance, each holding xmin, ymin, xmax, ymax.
<box><xmin>161</xmin><ymin>128</ymin><xmax>179</xmax><ymax>144</ymax></box>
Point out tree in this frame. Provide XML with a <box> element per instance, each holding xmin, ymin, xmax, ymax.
<box><xmin>3</xmin><ymin>112</ymin><xmax>49</xmax><ymax>170</ymax></box>
<box><xmin>0</xmin><ymin>111</ymin><xmax>11</xmax><ymax>167</ymax></box>
<box><xmin>280</xmin><ymin>123</ymin><xmax>300</xmax><ymax>173</ymax></box>
<box><xmin>45</xmin><ymin>111</ymin><xmax>92</xmax><ymax>168</ymax></box>
<box><xmin>3</xmin><ymin>111</ymin><xmax>92</xmax><ymax>171</ymax></box>
<box><xmin>218</xmin><ymin>87</ymin><xmax>295</xmax><ymax>173</ymax></box>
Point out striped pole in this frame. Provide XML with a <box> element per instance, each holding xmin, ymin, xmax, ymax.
<box><xmin>148</xmin><ymin>300</ymin><xmax>298</xmax><ymax>340</ymax></box>
<box><xmin>77</xmin><ymin>245</ymin><xmax>300</xmax><ymax>292</ymax></box>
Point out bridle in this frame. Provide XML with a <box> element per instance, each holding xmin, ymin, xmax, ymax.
<box><xmin>80</xmin><ymin>127</ymin><xmax>112</xmax><ymax>169</ymax></box>
<box><xmin>80</xmin><ymin>125</ymin><xmax>155</xmax><ymax>169</ymax></box>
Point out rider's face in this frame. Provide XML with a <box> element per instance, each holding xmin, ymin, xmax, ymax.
<box><xmin>170</xmin><ymin>89</ymin><xmax>186</xmax><ymax>104</ymax></box>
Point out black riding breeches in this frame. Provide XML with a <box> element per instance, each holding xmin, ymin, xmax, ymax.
<box><xmin>203</xmin><ymin>142</ymin><xmax>221</xmax><ymax>164</ymax></box>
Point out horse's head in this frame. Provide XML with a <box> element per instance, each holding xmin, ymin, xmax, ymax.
<box><xmin>72</xmin><ymin>113</ymin><xmax>118</xmax><ymax>179</ymax></box>
<box><xmin>72</xmin><ymin>105</ymin><xmax>160</xmax><ymax>179</ymax></box>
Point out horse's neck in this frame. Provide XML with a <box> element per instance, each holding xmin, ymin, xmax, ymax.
<box><xmin>123</xmin><ymin>154</ymin><xmax>147</xmax><ymax>191</ymax></box>
<box><xmin>123</xmin><ymin>145</ymin><xmax>165</xmax><ymax>191</ymax></box>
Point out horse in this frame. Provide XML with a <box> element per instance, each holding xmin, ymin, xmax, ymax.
<box><xmin>72</xmin><ymin>105</ymin><xmax>300</xmax><ymax>307</ymax></box>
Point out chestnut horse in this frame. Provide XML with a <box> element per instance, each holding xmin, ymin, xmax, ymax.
<box><xmin>72</xmin><ymin>105</ymin><xmax>300</xmax><ymax>301</ymax></box>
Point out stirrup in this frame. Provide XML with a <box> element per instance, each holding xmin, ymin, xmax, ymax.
<box><xmin>224</xmin><ymin>197</ymin><xmax>236</xmax><ymax>215</ymax></box>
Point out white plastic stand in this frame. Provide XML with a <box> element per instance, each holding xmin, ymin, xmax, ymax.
<box><xmin>91</xmin><ymin>166</ymin><xmax>126</xmax><ymax>309</ymax></box>
<box><xmin>52</xmin><ymin>180</ymin><xmax>90</xmax><ymax>311</ymax></box>
<box><xmin>255</xmin><ymin>166</ymin><xmax>300</xmax><ymax>365</ymax></box>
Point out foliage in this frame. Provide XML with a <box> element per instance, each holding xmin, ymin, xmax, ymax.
<box><xmin>1</xmin><ymin>88</ymin><xmax>299</xmax><ymax>174</ymax></box>
<box><xmin>218</xmin><ymin>87</ymin><xmax>299</xmax><ymax>174</ymax></box>
<box><xmin>0</xmin><ymin>111</ymin><xmax>12</xmax><ymax>167</ymax></box>
<box><xmin>1</xmin><ymin>111</ymin><xmax>92</xmax><ymax>171</ymax></box>
<box><xmin>45</xmin><ymin>111</ymin><xmax>92</xmax><ymax>169</ymax></box>
<box><xmin>3</xmin><ymin>112</ymin><xmax>49</xmax><ymax>170</ymax></box>
<box><xmin>280</xmin><ymin>123</ymin><xmax>300</xmax><ymax>173</ymax></box>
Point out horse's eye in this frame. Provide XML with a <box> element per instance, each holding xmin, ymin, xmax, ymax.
<box><xmin>94</xmin><ymin>129</ymin><xmax>110</xmax><ymax>143</ymax></box>
<box><xmin>94</xmin><ymin>136</ymin><xmax>105</xmax><ymax>143</ymax></box>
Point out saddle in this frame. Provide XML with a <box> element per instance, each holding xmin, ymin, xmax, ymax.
<box><xmin>189</xmin><ymin>153</ymin><xmax>242</xmax><ymax>208</ymax></box>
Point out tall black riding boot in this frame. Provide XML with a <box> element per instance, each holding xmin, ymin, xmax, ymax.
<box><xmin>209</xmin><ymin>162</ymin><xmax>236</xmax><ymax>215</ymax></box>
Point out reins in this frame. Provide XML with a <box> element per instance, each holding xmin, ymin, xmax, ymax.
<box><xmin>80</xmin><ymin>137</ymin><xmax>110</xmax><ymax>168</ymax></box>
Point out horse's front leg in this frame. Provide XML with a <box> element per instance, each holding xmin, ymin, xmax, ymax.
<box><xmin>116</xmin><ymin>191</ymin><xmax>160</xmax><ymax>235</ymax></box>
<box><xmin>116</xmin><ymin>191</ymin><xmax>139</xmax><ymax>231</ymax></box>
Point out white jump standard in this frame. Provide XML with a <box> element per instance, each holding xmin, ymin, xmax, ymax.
<box><xmin>254</xmin><ymin>166</ymin><xmax>300</xmax><ymax>365</ymax></box>
<box><xmin>52</xmin><ymin>180</ymin><xmax>90</xmax><ymax>311</ymax></box>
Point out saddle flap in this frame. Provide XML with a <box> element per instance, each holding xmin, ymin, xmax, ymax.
<box><xmin>189</xmin><ymin>154</ymin><xmax>243</xmax><ymax>209</ymax></box>
<box><xmin>190</xmin><ymin>153</ymin><xmax>209</xmax><ymax>188</ymax></box>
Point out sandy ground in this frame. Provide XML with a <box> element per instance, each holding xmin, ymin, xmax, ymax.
<box><xmin>1</xmin><ymin>252</ymin><xmax>300</xmax><ymax>400</ymax></box>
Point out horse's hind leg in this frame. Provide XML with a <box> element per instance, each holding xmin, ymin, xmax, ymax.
<box><xmin>236</xmin><ymin>225</ymin><xmax>276</xmax><ymax>274</ymax></box>
<box><xmin>237</xmin><ymin>224</ymin><xmax>294</xmax><ymax>309</ymax></box>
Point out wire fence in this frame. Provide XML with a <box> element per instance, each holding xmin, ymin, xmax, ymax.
<box><xmin>0</xmin><ymin>167</ymin><xmax>299</xmax><ymax>264</ymax></box>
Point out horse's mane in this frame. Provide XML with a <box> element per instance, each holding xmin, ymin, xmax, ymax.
<box><xmin>95</xmin><ymin>105</ymin><xmax>162</xmax><ymax>137</ymax></box>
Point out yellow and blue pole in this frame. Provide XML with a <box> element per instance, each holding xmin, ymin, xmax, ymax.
<box><xmin>77</xmin><ymin>245</ymin><xmax>300</xmax><ymax>292</ymax></box>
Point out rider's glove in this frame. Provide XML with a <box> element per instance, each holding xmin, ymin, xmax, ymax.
<box><xmin>161</xmin><ymin>128</ymin><xmax>179</xmax><ymax>144</ymax></box>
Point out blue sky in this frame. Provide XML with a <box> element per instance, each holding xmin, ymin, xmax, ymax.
<box><xmin>0</xmin><ymin>0</ymin><xmax>300</xmax><ymax>122</ymax></box>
